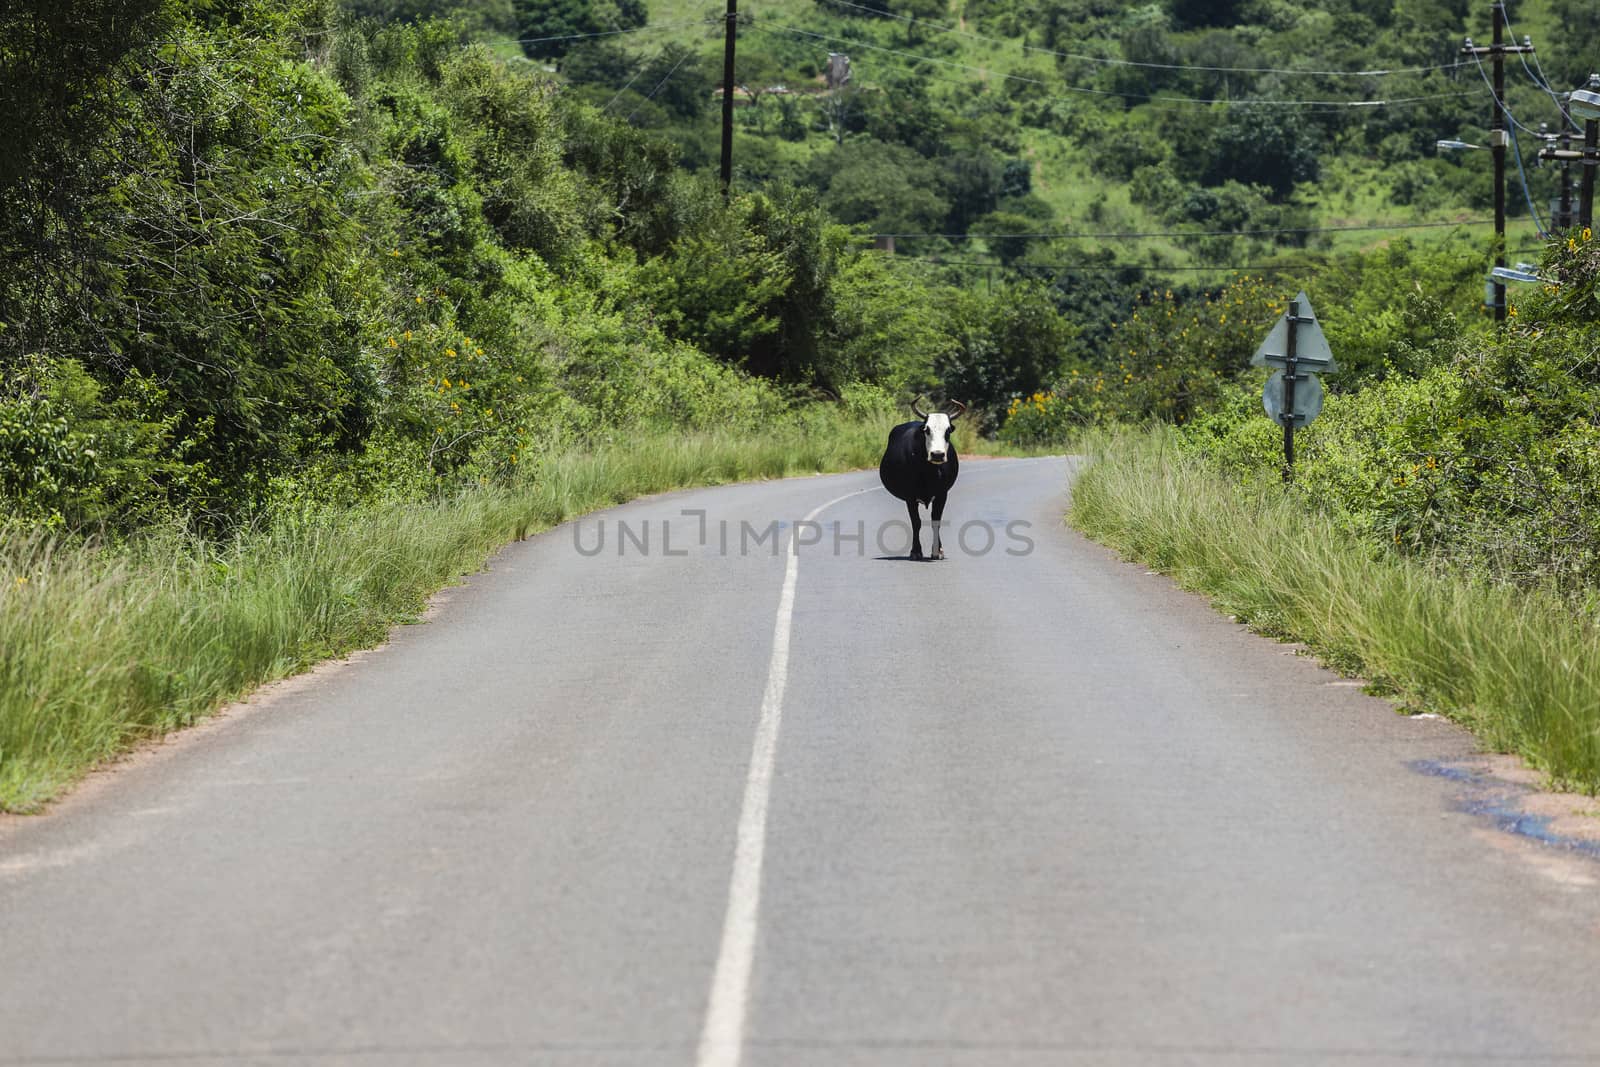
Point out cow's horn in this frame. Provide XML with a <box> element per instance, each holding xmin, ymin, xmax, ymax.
<box><xmin>945</xmin><ymin>399</ymin><xmax>967</xmax><ymax>421</ymax></box>
<box><xmin>911</xmin><ymin>394</ymin><xmax>929</xmax><ymax>419</ymax></box>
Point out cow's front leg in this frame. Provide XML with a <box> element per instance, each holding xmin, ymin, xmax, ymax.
<box><xmin>906</xmin><ymin>498</ymin><xmax>924</xmax><ymax>560</ymax></box>
<box><xmin>930</xmin><ymin>492</ymin><xmax>948</xmax><ymax>560</ymax></box>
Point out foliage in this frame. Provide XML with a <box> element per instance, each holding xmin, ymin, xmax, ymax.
<box><xmin>1</xmin><ymin>6</ymin><xmax>1002</xmax><ymax>532</ymax></box>
<box><xmin>1180</xmin><ymin>230</ymin><xmax>1600</xmax><ymax>594</ymax></box>
<box><xmin>938</xmin><ymin>281</ymin><xmax>1076</xmax><ymax>423</ymax></box>
<box><xmin>999</xmin><ymin>274</ymin><xmax>1286</xmax><ymax>441</ymax></box>
<box><xmin>512</xmin><ymin>0</ymin><xmax>644</xmax><ymax>59</ymax></box>
<box><xmin>1072</xmin><ymin>426</ymin><xmax>1600</xmax><ymax>795</ymax></box>
<box><xmin>0</xmin><ymin>409</ymin><xmax>896</xmax><ymax>812</ymax></box>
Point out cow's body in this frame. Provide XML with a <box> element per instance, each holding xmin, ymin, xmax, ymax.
<box><xmin>879</xmin><ymin>415</ymin><xmax>960</xmax><ymax>561</ymax></box>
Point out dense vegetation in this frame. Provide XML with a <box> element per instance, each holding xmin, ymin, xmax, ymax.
<box><xmin>3</xmin><ymin>0</ymin><xmax>1600</xmax><ymax>800</ymax></box>
<box><xmin>5</xmin><ymin>0</ymin><xmax>1597</xmax><ymax>530</ymax></box>
<box><xmin>0</xmin><ymin>0</ymin><xmax>1072</xmax><ymax>535</ymax></box>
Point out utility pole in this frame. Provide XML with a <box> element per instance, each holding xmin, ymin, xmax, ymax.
<box><xmin>1462</xmin><ymin>5</ymin><xmax>1533</xmax><ymax>324</ymax></box>
<box><xmin>1583</xmin><ymin>115</ymin><xmax>1599</xmax><ymax>229</ymax></box>
<box><xmin>1574</xmin><ymin>74</ymin><xmax>1600</xmax><ymax>229</ymax></box>
<box><xmin>1282</xmin><ymin>297</ymin><xmax>1299</xmax><ymax>483</ymax></box>
<box><xmin>719</xmin><ymin>0</ymin><xmax>738</xmax><ymax>199</ymax></box>
<box><xmin>1536</xmin><ymin>123</ymin><xmax>1577</xmax><ymax>230</ymax></box>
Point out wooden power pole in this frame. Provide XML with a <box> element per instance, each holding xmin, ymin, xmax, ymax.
<box><xmin>1462</xmin><ymin>4</ymin><xmax>1533</xmax><ymax>324</ymax></box>
<box><xmin>719</xmin><ymin>0</ymin><xmax>738</xmax><ymax>199</ymax></box>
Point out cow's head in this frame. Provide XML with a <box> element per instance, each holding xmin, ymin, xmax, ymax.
<box><xmin>911</xmin><ymin>396</ymin><xmax>967</xmax><ymax>466</ymax></box>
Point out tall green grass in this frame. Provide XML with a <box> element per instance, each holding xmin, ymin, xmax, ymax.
<box><xmin>0</xmin><ymin>417</ymin><xmax>893</xmax><ymax>812</ymax></box>
<box><xmin>1071</xmin><ymin>428</ymin><xmax>1600</xmax><ymax>792</ymax></box>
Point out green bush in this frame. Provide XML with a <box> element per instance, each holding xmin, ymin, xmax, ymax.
<box><xmin>1180</xmin><ymin>230</ymin><xmax>1600</xmax><ymax>593</ymax></box>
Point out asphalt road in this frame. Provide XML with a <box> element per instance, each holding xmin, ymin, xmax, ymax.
<box><xmin>4</xmin><ymin>456</ymin><xmax>1600</xmax><ymax>1067</ymax></box>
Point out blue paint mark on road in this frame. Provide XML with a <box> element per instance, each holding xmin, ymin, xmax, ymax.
<box><xmin>1410</xmin><ymin>759</ymin><xmax>1600</xmax><ymax>859</ymax></box>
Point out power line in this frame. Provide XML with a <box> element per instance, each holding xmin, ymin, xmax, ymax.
<box><xmin>815</xmin><ymin>0</ymin><xmax>1468</xmax><ymax>79</ymax></box>
<box><xmin>1466</xmin><ymin>46</ymin><xmax>1548</xmax><ymax>137</ymax></box>
<box><xmin>602</xmin><ymin>58</ymin><xmax>655</xmax><ymax>112</ymax></box>
<box><xmin>915</xmin><ymin>259</ymin><xmax>1315</xmax><ymax>273</ymax></box>
<box><xmin>871</xmin><ymin>219</ymin><xmax>1497</xmax><ymax>240</ymax></box>
<box><xmin>627</xmin><ymin>49</ymin><xmax>696</xmax><ymax>121</ymax></box>
<box><xmin>1495</xmin><ymin>4</ymin><xmax>1580</xmax><ymax>130</ymax></box>
<box><xmin>514</xmin><ymin>20</ymin><xmax>702</xmax><ymax>46</ymax></box>
<box><xmin>759</xmin><ymin>23</ymin><xmax>1482</xmax><ymax>110</ymax></box>
<box><xmin>1466</xmin><ymin>48</ymin><xmax>1549</xmax><ymax>235</ymax></box>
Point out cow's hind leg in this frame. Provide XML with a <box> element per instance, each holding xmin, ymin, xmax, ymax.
<box><xmin>906</xmin><ymin>498</ymin><xmax>924</xmax><ymax>560</ymax></box>
<box><xmin>930</xmin><ymin>491</ymin><xmax>948</xmax><ymax>560</ymax></box>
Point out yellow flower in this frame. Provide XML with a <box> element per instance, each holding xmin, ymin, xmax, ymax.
<box><xmin>404</xmin><ymin>330</ymin><xmax>413</xmax><ymax>341</ymax></box>
<box><xmin>445</xmin><ymin>348</ymin><xmax>457</xmax><ymax>357</ymax></box>
<box><xmin>415</xmin><ymin>295</ymin><xmax>423</xmax><ymax>304</ymax></box>
<box><xmin>14</xmin><ymin>576</ymin><xmax>26</xmax><ymax>586</ymax></box>
<box><xmin>386</xmin><ymin>337</ymin><xmax>398</xmax><ymax>348</ymax></box>
<box><xmin>441</xmin><ymin>378</ymin><xmax>451</xmax><ymax>388</ymax></box>
<box><xmin>390</xmin><ymin>249</ymin><xmax>400</xmax><ymax>257</ymax></box>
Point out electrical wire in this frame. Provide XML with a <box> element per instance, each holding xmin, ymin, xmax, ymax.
<box><xmin>602</xmin><ymin>60</ymin><xmax>654</xmax><ymax>112</ymax></box>
<box><xmin>1495</xmin><ymin>5</ymin><xmax>1580</xmax><ymax>130</ymax></box>
<box><xmin>814</xmin><ymin>0</ymin><xmax>1467</xmax><ymax>78</ymax></box>
<box><xmin>514</xmin><ymin>20</ymin><xmax>702</xmax><ymax>46</ymax></box>
<box><xmin>1507</xmin><ymin>125</ymin><xmax>1549</xmax><ymax>237</ymax></box>
<box><xmin>870</xmin><ymin>220</ymin><xmax>1496</xmax><ymax>240</ymax></box>
<box><xmin>1465</xmin><ymin>46</ymin><xmax>1551</xmax><ymax>137</ymax></box>
<box><xmin>1465</xmin><ymin>49</ymin><xmax>1550</xmax><ymax>235</ymax></box>
<box><xmin>626</xmin><ymin>49</ymin><xmax>696</xmax><ymax>121</ymax></box>
<box><xmin>915</xmin><ymin>259</ymin><xmax>1314</xmax><ymax>273</ymax></box>
<box><xmin>759</xmin><ymin>23</ymin><xmax>1481</xmax><ymax>110</ymax></box>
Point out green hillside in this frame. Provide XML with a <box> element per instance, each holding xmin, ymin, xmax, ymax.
<box><xmin>507</xmin><ymin>0</ymin><xmax>1597</xmax><ymax>282</ymax></box>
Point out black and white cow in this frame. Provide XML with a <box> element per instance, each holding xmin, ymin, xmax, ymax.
<box><xmin>878</xmin><ymin>396</ymin><xmax>966</xmax><ymax>560</ymax></box>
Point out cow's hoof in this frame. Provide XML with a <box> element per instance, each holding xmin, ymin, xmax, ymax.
<box><xmin>909</xmin><ymin>548</ymin><xmax>924</xmax><ymax>561</ymax></box>
<box><xmin>933</xmin><ymin>547</ymin><xmax>945</xmax><ymax>560</ymax></box>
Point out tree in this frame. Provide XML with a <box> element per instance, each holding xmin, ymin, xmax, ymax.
<box><xmin>814</xmin><ymin>142</ymin><xmax>949</xmax><ymax>237</ymax></box>
<box><xmin>970</xmin><ymin>211</ymin><xmax>1039</xmax><ymax>267</ymax></box>
<box><xmin>513</xmin><ymin>0</ymin><xmax>645</xmax><ymax>60</ymax></box>
<box><xmin>638</xmin><ymin>43</ymin><xmax>713</xmax><ymax>121</ymax></box>
<box><xmin>1201</xmin><ymin>105</ymin><xmax>1318</xmax><ymax>201</ymax></box>
<box><xmin>938</xmin><ymin>150</ymin><xmax>1004</xmax><ymax>233</ymax></box>
<box><xmin>1166</xmin><ymin>0</ymin><xmax>1243</xmax><ymax>29</ymax></box>
<box><xmin>890</xmin><ymin>0</ymin><xmax>946</xmax><ymax>44</ymax></box>
<box><xmin>735</xmin><ymin>51</ymin><xmax>788</xmax><ymax>113</ymax></box>
<box><xmin>937</xmin><ymin>282</ymin><xmax>1075</xmax><ymax>418</ymax></box>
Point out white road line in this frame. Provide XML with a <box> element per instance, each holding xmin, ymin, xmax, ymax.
<box><xmin>695</xmin><ymin>485</ymin><xmax>874</xmax><ymax>1067</ymax></box>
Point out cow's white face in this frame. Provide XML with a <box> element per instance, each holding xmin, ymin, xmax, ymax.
<box><xmin>923</xmin><ymin>413</ymin><xmax>954</xmax><ymax>465</ymax></box>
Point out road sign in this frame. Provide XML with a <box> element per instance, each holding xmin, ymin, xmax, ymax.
<box><xmin>1251</xmin><ymin>291</ymin><xmax>1338</xmax><ymax>372</ymax></box>
<box><xmin>1262</xmin><ymin>370</ymin><xmax>1323</xmax><ymax>426</ymax></box>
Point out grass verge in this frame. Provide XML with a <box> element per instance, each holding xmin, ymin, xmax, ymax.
<box><xmin>0</xmin><ymin>415</ymin><xmax>893</xmax><ymax>812</ymax></box>
<box><xmin>1069</xmin><ymin>427</ymin><xmax>1600</xmax><ymax>793</ymax></box>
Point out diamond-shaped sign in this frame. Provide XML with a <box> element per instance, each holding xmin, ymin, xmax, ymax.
<box><xmin>1262</xmin><ymin>369</ymin><xmax>1324</xmax><ymax>426</ymax></box>
<box><xmin>1251</xmin><ymin>291</ymin><xmax>1337</xmax><ymax>372</ymax></box>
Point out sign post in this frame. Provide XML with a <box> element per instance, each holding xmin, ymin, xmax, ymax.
<box><xmin>1252</xmin><ymin>292</ymin><xmax>1336</xmax><ymax>482</ymax></box>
